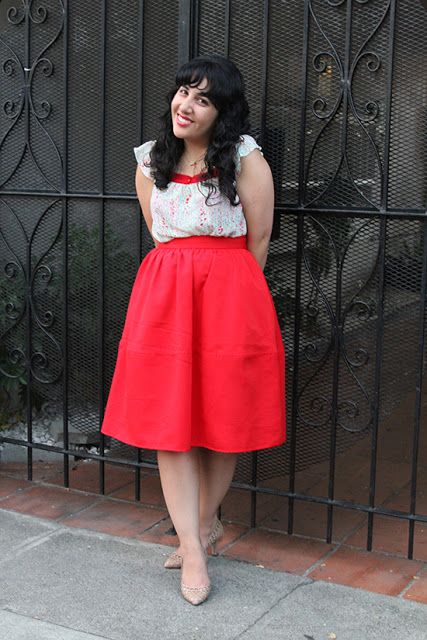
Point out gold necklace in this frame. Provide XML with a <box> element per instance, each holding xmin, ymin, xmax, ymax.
<box><xmin>184</xmin><ymin>152</ymin><xmax>205</xmax><ymax>167</ymax></box>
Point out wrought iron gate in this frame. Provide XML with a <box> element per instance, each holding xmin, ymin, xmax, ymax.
<box><xmin>0</xmin><ymin>0</ymin><xmax>426</xmax><ymax>558</ymax></box>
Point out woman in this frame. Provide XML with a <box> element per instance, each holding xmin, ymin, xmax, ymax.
<box><xmin>102</xmin><ymin>55</ymin><xmax>285</xmax><ymax>605</ymax></box>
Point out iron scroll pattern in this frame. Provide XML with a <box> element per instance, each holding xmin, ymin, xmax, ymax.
<box><xmin>0</xmin><ymin>0</ymin><xmax>65</xmax><ymax>191</ymax></box>
<box><xmin>0</xmin><ymin>199</ymin><xmax>63</xmax><ymax>386</ymax></box>
<box><xmin>296</xmin><ymin>214</ymin><xmax>379</xmax><ymax>435</ymax></box>
<box><xmin>0</xmin><ymin>2</ymin><xmax>65</xmax><ymax>392</ymax></box>
<box><xmin>295</xmin><ymin>1</ymin><xmax>391</xmax><ymax>436</ymax></box>
<box><xmin>302</xmin><ymin>0</ymin><xmax>392</xmax><ymax>209</ymax></box>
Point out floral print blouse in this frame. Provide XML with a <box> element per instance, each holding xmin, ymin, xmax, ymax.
<box><xmin>134</xmin><ymin>135</ymin><xmax>261</xmax><ymax>244</ymax></box>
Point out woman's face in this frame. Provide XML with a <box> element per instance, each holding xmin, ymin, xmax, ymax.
<box><xmin>171</xmin><ymin>79</ymin><xmax>218</xmax><ymax>146</ymax></box>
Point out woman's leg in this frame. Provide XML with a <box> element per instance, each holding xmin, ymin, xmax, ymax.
<box><xmin>157</xmin><ymin>448</ymin><xmax>209</xmax><ymax>588</ymax></box>
<box><xmin>198</xmin><ymin>449</ymin><xmax>238</xmax><ymax>542</ymax></box>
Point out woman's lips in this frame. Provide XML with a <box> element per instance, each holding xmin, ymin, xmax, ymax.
<box><xmin>176</xmin><ymin>113</ymin><xmax>192</xmax><ymax>126</ymax></box>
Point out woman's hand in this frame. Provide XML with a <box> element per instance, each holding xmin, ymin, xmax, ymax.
<box><xmin>236</xmin><ymin>149</ymin><xmax>274</xmax><ymax>271</ymax></box>
<box><xmin>135</xmin><ymin>167</ymin><xmax>159</xmax><ymax>247</ymax></box>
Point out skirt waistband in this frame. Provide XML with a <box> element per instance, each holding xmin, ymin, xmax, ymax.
<box><xmin>157</xmin><ymin>236</ymin><xmax>247</xmax><ymax>250</ymax></box>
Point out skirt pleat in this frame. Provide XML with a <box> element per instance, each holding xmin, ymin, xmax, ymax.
<box><xmin>101</xmin><ymin>235</ymin><xmax>286</xmax><ymax>452</ymax></box>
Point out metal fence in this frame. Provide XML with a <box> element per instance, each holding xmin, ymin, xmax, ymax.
<box><xmin>0</xmin><ymin>0</ymin><xmax>426</xmax><ymax>558</ymax></box>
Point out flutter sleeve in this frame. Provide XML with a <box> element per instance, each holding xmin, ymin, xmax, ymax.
<box><xmin>234</xmin><ymin>134</ymin><xmax>262</xmax><ymax>176</ymax></box>
<box><xmin>134</xmin><ymin>140</ymin><xmax>155</xmax><ymax>179</ymax></box>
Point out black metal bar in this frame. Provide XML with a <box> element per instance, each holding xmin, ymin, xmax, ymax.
<box><xmin>0</xmin><ymin>437</ymin><xmax>157</xmax><ymax>469</ymax></box>
<box><xmin>192</xmin><ymin>0</ymin><xmax>199</xmax><ymax>58</ymax></box>
<box><xmin>288</xmin><ymin>215</ymin><xmax>303</xmax><ymax>535</ymax></box>
<box><xmin>137</xmin><ymin>0</ymin><xmax>144</xmax><ymax>261</ymax></box>
<box><xmin>367</xmin><ymin>216</ymin><xmax>386</xmax><ymax>550</ymax></box>
<box><xmin>135</xmin><ymin>448</ymin><xmax>141</xmax><ymax>501</ymax></box>
<box><xmin>408</xmin><ymin>218</ymin><xmax>427</xmax><ymax>558</ymax></box>
<box><xmin>323</xmin><ymin>1</ymin><xmax>355</xmax><ymax>543</ymax></box>
<box><xmin>0</xmin><ymin>191</ymin><xmax>140</xmax><ymax>199</ymax></box>
<box><xmin>322</xmin><ymin>0</ymin><xmax>355</xmax><ymax>543</ymax></box>
<box><xmin>23</xmin><ymin>4</ymin><xmax>33</xmax><ymax>482</ymax></box>
<box><xmin>138</xmin><ymin>0</ymin><xmax>145</xmax><ymax>144</ymax></box>
<box><xmin>298</xmin><ymin>0</ymin><xmax>310</xmax><ymax>209</ymax></box>
<box><xmin>25</xmin><ymin>0</ymin><xmax>30</xmax><ymax>74</ymax></box>
<box><xmin>366</xmin><ymin>0</ymin><xmax>396</xmax><ymax>551</ymax></box>
<box><xmin>228</xmin><ymin>483</ymin><xmax>427</xmax><ymax>523</ymax></box>
<box><xmin>0</xmin><ymin>191</ymin><xmax>425</xmax><ymax>219</ymax></box>
<box><xmin>23</xmin><ymin>0</ymin><xmax>32</xmax><ymax>479</ymax></box>
<box><xmin>259</xmin><ymin>0</ymin><xmax>270</xmax><ymax>149</ymax></box>
<box><xmin>2</xmin><ymin>432</ymin><xmax>427</xmax><ymax>526</ymax></box>
<box><xmin>98</xmin><ymin>0</ymin><xmax>108</xmax><ymax>496</ymax></box>
<box><xmin>4</xmin><ymin>430</ymin><xmax>427</xmax><ymax>526</ymax></box>
<box><xmin>133</xmin><ymin>0</ymin><xmax>146</xmax><ymax>504</ymax></box>
<box><xmin>341</xmin><ymin>0</ymin><xmax>352</xmax><ymax>158</ymax></box>
<box><xmin>287</xmin><ymin>0</ymin><xmax>311</xmax><ymax>535</ymax></box>
<box><xmin>326</xmin><ymin>256</ymin><xmax>340</xmax><ymax>543</ymax></box>
<box><xmin>62</xmin><ymin>0</ymin><xmax>70</xmax><ymax>488</ymax></box>
<box><xmin>25</xmin><ymin>239</ymin><xmax>33</xmax><ymax>481</ymax></box>
<box><xmin>382</xmin><ymin>0</ymin><xmax>397</xmax><ymax>213</ymax></box>
<box><xmin>224</xmin><ymin>0</ymin><xmax>231</xmax><ymax>58</ymax></box>
<box><xmin>61</xmin><ymin>197</ymin><xmax>69</xmax><ymax>487</ymax></box>
<box><xmin>250</xmin><ymin>451</ymin><xmax>258</xmax><ymax>528</ymax></box>
<box><xmin>178</xmin><ymin>0</ymin><xmax>193</xmax><ymax>66</ymax></box>
<box><xmin>280</xmin><ymin>207</ymin><xmax>426</xmax><ymax>219</ymax></box>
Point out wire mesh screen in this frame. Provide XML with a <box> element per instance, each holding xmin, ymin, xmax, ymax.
<box><xmin>389</xmin><ymin>0</ymin><xmax>427</xmax><ymax>211</ymax></box>
<box><xmin>0</xmin><ymin>0</ymin><xmax>426</xmax><ymax>551</ymax></box>
<box><xmin>68</xmin><ymin>1</ymin><xmax>103</xmax><ymax>193</ymax></box>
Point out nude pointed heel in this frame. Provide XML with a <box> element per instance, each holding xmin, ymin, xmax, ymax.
<box><xmin>205</xmin><ymin>518</ymin><xmax>223</xmax><ymax>557</ymax></box>
<box><xmin>164</xmin><ymin>517</ymin><xmax>224</xmax><ymax>569</ymax></box>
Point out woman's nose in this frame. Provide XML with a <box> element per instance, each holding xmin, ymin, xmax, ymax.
<box><xmin>180</xmin><ymin>95</ymin><xmax>193</xmax><ymax>112</ymax></box>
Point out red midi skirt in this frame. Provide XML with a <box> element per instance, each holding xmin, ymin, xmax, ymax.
<box><xmin>101</xmin><ymin>235</ymin><xmax>286</xmax><ymax>452</ymax></box>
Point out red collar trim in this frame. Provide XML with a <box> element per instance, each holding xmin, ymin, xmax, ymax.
<box><xmin>171</xmin><ymin>169</ymin><xmax>219</xmax><ymax>184</ymax></box>
<box><xmin>172</xmin><ymin>172</ymin><xmax>203</xmax><ymax>184</ymax></box>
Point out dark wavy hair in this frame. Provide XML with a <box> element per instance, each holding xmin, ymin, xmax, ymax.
<box><xmin>149</xmin><ymin>55</ymin><xmax>250</xmax><ymax>206</ymax></box>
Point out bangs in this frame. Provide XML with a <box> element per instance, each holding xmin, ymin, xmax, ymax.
<box><xmin>175</xmin><ymin>61</ymin><xmax>228</xmax><ymax>108</ymax></box>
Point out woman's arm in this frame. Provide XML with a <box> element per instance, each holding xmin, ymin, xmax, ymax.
<box><xmin>135</xmin><ymin>167</ymin><xmax>159</xmax><ymax>247</ymax></box>
<box><xmin>236</xmin><ymin>149</ymin><xmax>274</xmax><ymax>271</ymax></box>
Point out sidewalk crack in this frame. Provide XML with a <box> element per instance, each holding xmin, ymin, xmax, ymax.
<box><xmin>234</xmin><ymin>579</ymin><xmax>313</xmax><ymax>638</ymax></box>
<box><xmin>0</xmin><ymin>609</ymin><xmax>115</xmax><ymax>640</ymax></box>
<box><xmin>0</xmin><ymin>518</ymin><xmax>62</xmax><ymax>566</ymax></box>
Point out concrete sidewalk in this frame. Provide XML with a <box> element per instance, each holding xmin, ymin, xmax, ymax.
<box><xmin>0</xmin><ymin>509</ymin><xmax>426</xmax><ymax>640</ymax></box>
